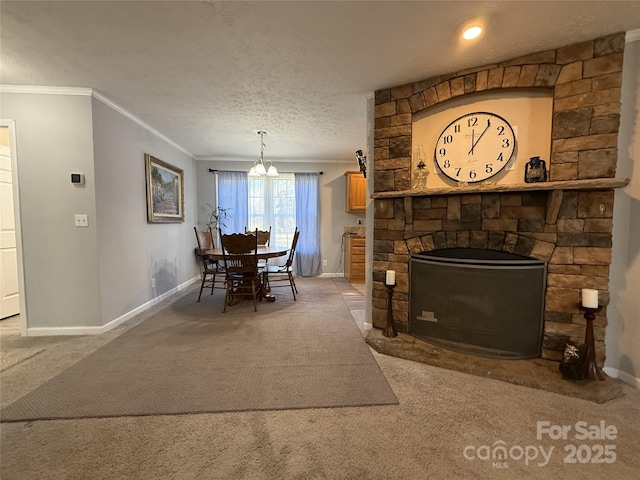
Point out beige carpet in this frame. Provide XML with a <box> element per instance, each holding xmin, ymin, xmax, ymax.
<box><xmin>366</xmin><ymin>329</ymin><xmax>623</xmax><ymax>403</ymax></box>
<box><xmin>0</xmin><ymin>347</ymin><xmax>45</xmax><ymax>372</ymax></box>
<box><xmin>0</xmin><ymin>280</ymin><xmax>396</xmax><ymax>422</ymax></box>
<box><xmin>1</xmin><ymin>278</ymin><xmax>638</xmax><ymax>480</ymax></box>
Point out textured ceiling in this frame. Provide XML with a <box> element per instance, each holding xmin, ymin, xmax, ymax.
<box><xmin>2</xmin><ymin>1</ymin><xmax>640</xmax><ymax>163</ymax></box>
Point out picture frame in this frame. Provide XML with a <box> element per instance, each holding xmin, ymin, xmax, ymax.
<box><xmin>144</xmin><ymin>154</ymin><xmax>184</xmax><ymax>223</ymax></box>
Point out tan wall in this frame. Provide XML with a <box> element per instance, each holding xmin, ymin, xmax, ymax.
<box><xmin>412</xmin><ymin>89</ymin><xmax>553</xmax><ymax>188</ymax></box>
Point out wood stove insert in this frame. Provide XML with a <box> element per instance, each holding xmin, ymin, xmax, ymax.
<box><xmin>410</xmin><ymin>248</ymin><xmax>546</xmax><ymax>359</ymax></box>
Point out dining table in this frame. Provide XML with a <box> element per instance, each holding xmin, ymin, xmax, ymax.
<box><xmin>204</xmin><ymin>245</ymin><xmax>290</xmax><ymax>302</ymax></box>
<box><xmin>204</xmin><ymin>245</ymin><xmax>289</xmax><ymax>261</ymax></box>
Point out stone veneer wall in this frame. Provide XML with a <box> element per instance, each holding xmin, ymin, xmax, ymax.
<box><xmin>372</xmin><ymin>33</ymin><xmax>626</xmax><ymax>364</ymax></box>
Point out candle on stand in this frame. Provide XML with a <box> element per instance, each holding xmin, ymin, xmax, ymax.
<box><xmin>385</xmin><ymin>270</ymin><xmax>396</xmax><ymax>286</ymax></box>
<box><xmin>383</xmin><ymin>269</ymin><xmax>397</xmax><ymax>337</ymax></box>
<box><xmin>581</xmin><ymin>288</ymin><xmax>599</xmax><ymax>309</ymax></box>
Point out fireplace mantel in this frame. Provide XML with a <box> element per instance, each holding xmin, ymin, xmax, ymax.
<box><xmin>371</xmin><ymin>177</ymin><xmax>630</xmax><ymax>199</ymax></box>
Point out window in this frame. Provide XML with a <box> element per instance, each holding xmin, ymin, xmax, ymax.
<box><xmin>247</xmin><ymin>173</ymin><xmax>296</xmax><ymax>247</ymax></box>
<box><xmin>217</xmin><ymin>171</ymin><xmax>321</xmax><ymax>276</ymax></box>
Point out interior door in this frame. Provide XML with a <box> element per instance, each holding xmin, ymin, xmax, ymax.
<box><xmin>0</xmin><ymin>128</ymin><xmax>20</xmax><ymax>319</ymax></box>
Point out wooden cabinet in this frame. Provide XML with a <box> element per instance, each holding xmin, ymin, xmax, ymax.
<box><xmin>344</xmin><ymin>235</ymin><xmax>365</xmax><ymax>284</ymax></box>
<box><xmin>345</xmin><ymin>171</ymin><xmax>366</xmax><ymax>212</ymax></box>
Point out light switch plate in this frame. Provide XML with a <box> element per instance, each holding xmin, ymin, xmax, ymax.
<box><xmin>74</xmin><ymin>214</ymin><xmax>89</xmax><ymax>227</ymax></box>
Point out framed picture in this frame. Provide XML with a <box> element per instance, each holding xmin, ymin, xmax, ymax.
<box><xmin>144</xmin><ymin>154</ymin><xmax>184</xmax><ymax>223</ymax></box>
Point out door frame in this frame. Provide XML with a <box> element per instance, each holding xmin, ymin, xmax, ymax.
<box><xmin>1</xmin><ymin>120</ymin><xmax>27</xmax><ymax>335</ymax></box>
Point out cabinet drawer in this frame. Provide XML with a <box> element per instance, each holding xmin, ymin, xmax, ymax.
<box><xmin>350</xmin><ymin>264</ymin><xmax>365</xmax><ymax>275</ymax></box>
<box><xmin>351</xmin><ymin>254</ymin><xmax>365</xmax><ymax>264</ymax></box>
<box><xmin>348</xmin><ymin>268</ymin><xmax>365</xmax><ymax>283</ymax></box>
<box><xmin>351</xmin><ymin>237</ymin><xmax>365</xmax><ymax>247</ymax></box>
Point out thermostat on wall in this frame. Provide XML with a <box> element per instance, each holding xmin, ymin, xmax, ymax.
<box><xmin>71</xmin><ymin>173</ymin><xmax>85</xmax><ymax>185</ymax></box>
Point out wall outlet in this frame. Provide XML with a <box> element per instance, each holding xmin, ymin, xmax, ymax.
<box><xmin>74</xmin><ymin>214</ymin><xmax>89</xmax><ymax>227</ymax></box>
<box><xmin>357</xmin><ymin>218</ymin><xmax>363</xmax><ymax>225</ymax></box>
<box><xmin>151</xmin><ymin>278</ymin><xmax>156</xmax><ymax>289</ymax></box>
<box><xmin>322</xmin><ymin>259</ymin><xmax>328</xmax><ymax>267</ymax></box>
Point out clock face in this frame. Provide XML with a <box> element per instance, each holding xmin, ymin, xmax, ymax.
<box><xmin>434</xmin><ymin>112</ymin><xmax>516</xmax><ymax>183</ymax></box>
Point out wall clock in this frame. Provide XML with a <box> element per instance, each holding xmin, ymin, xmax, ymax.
<box><xmin>434</xmin><ymin>111</ymin><xmax>516</xmax><ymax>183</ymax></box>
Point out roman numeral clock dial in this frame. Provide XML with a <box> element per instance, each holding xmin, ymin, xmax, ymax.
<box><xmin>434</xmin><ymin>112</ymin><xmax>516</xmax><ymax>183</ymax></box>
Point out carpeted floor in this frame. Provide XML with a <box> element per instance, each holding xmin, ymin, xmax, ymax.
<box><xmin>0</xmin><ymin>347</ymin><xmax>45</xmax><ymax>373</ymax></box>
<box><xmin>0</xmin><ymin>279</ymin><xmax>396</xmax><ymax>422</ymax></box>
<box><xmin>1</xmin><ymin>278</ymin><xmax>638</xmax><ymax>480</ymax></box>
<box><xmin>366</xmin><ymin>329</ymin><xmax>623</xmax><ymax>403</ymax></box>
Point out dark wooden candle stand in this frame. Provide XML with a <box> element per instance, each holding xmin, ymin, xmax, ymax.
<box><xmin>579</xmin><ymin>303</ymin><xmax>605</xmax><ymax>381</ymax></box>
<box><xmin>382</xmin><ymin>284</ymin><xmax>397</xmax><ymax>338</ymax></box>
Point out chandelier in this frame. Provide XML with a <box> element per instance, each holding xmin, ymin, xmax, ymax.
<box><xmin>249</xmin><ymin>130</ymin><xmax>278</xmax><ymax>177</ymax></box>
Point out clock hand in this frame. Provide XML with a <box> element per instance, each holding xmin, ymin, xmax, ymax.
<box><xmin>470</xmin><ymin>129</ymin><xmax>475</xmax><ymax>154</ymax></box>
<box><xmin>468</xmin><ymin>118</ymin><xmax>491</xmax><ymax>155</ymax></box>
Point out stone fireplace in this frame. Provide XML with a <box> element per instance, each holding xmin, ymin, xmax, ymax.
<box><xmin>370</xmin><ymin>33</ymin><xmax>628</xmax><ymax>367</ymax></box>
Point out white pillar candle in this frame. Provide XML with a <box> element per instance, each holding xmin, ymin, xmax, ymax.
<box><xmin>385</xmin><ymin>270</ymin><xmax>396</xmax><ymax>286</ymax></box>
<box><xmin>582</xmin><ymin>288</ymin><xmax>598</xmax><ymax>308</ymax></box>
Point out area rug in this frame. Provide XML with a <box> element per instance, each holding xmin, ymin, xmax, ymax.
<box><xmin>0</xmin><ymin>279</ymin><xmax>397</xmax><ymax>422</ymax></box>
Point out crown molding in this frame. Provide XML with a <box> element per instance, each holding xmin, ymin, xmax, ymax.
<box><xmin>90</xmin><ymin>90</ymin><xmax>193</xmax><ymax>157</ymax></box>
<box><xmin>0</xmin><ymin>85</ymin><xmax>193</xmax><ymax>158</ymax></box>
<box><xmin>0</xmin><ymin>85</ymin><xmax>93</xmax><ymax>96</ymax></box>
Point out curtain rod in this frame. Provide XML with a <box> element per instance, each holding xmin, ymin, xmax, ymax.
<box><xmin>208</xmin><ymin>169</ymin><xmax>323</xmax><ymax>175</ymax></box>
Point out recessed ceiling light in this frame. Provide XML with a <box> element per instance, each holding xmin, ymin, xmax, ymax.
<box><xmin>458</xmin><ymin>17</ymin><xmax>487</xmax><ymax>41</ymax></box>
<box><xmin>462</xmin><ymin>25</ymin><xmax>483</xmax><ymax>40</ymax></box>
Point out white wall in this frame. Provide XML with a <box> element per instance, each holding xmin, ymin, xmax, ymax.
<box><xmin>92</xmin><ymin>98</ymin><xmax>199</xmax><ymax>325</ymax></box>
<box><xmin>1</xmin><ymin>92</ymin><xmax>102</xmax><ymax>328</ymax></box>
<box><xmin>607</xmin><ymin>34</ymin><xmax>640</xmax><ymax>387</ymax></box>
<box><xmin>195</xmin><ymin>160</ymin><xmax>364</xmax><ymax>275</ymax></box>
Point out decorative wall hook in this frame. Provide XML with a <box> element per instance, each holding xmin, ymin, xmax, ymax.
<box><xmin>355</xmin><ymin>150</ymin><xmax>367</xmax><ymax>178</ymax></box>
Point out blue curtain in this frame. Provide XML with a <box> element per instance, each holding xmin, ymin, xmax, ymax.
<box><xmin>294</xmin><ymin>173</ymin><xmax>321</xmax><ymax>277</ymax></box>
<box><xmin>217</xmin><ymin>171</ymin><xmax>248</xmax><ymax>234</ymax></box>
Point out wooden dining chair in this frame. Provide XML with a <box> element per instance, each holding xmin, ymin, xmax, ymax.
<box><xmin>262</xmin><ymin>228</ymin><xmax>300</xmax><ymax>301</ymax></box>
<box><xmin>194</xmin><ymin>226</ymin><xmax>225</xmax><ymax>302</ymax></box>
<box><xmin>245</xmin><ymin>226</ymin><xmax>271</xmax><ymax>268</ymax></box>
<box><xmin>245</xmin><ymin>226</ymin><xmax>271</xmax><ymax>246</ymax></box>
<box><xmin>219</xmin><ymin>230</ymin><xmax>261</xmax><ymax>312</ymax></box>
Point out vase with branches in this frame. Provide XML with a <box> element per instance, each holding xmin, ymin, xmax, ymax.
<box><xmin>204</xmin><ymin>203</ymin><xmax>230</xmax><ymax>233</ymax></box>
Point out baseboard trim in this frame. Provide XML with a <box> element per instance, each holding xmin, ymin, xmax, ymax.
<box><xmin>319</xmin><ymin>273</ymin><xmax>344</xmax><ymax>278</ymax></box>
<box><xmin>603</xmin><ymin>366</ymin><xmax>640</xmax><ymax>389</ymax></box>
<box><xmin>26</xmin><ymin>277</ymin><xmax>199</xmax><ymax>337</ymax></box>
